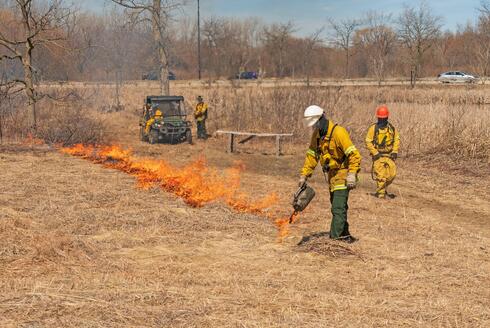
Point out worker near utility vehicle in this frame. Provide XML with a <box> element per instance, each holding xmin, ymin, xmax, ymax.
<box><xmin>194</xmin><ymin>96</ymin><xmax>208</xmax><ymax>139</ymax></box>
<box><xmin>145</xmin><ymin>107</ymin><xmax>163</xmax><ymax>134</ymax></box>
<box><xmin>299</xmin><ymin>105</ymin><xmax>362</xmax><ymax>243</ymax></box>
<box><xmin>143</xmin><ymin>103</ymin><xmax>152</xmax><ymax>121</ymax></box>
<box><xmin>365</xmin><ymin>105</ymin><xmax>400</xmax><ymax>199</ymax></box>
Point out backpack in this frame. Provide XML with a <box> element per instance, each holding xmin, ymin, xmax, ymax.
<box><xmin>373</xmin><ymin>123</ymin><xmax>396</xmax><ymax>149</ymax></box>
<box><xmin>317</xmin><ymin>122</ymin><xmax>346</xmax><ymax>168</ymax></box>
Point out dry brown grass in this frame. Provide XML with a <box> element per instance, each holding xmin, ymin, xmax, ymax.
<box><xmin>1</xmin><ymin>82</ymin><xmax>489</xmax><ymax>327</ymax></box>
<box><xmin>36</xmin><ymin>101</ymin><xmax>109</xmax><ymax>145</ymax></box>
<box><xmin>1</xmin><ymin>138</ymin><xmax>489</xmax><ymax>327</ymax></box>
<box><xmin>1</xmin><ymin>90</ymin><xmax>110</xmax><ymax>145</ymax></box>
<box><xmin>33</xmin><ymin>81</ymin><xmax>490</xmax><ymax>164</ymax></box>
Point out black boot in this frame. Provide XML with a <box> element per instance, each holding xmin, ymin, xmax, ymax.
<box><xmin>335</xmin><ymin>235</ymin><xmax>357</xmax><ymax>244</ymax></box>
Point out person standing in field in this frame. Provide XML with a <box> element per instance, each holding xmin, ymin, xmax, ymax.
<box><xmin>298</xmin><ymin>105</ymin><xmax>362</xmax><ymax>243</ymax></box>
<box><xmin>194</xmin><ymin>96</ymin><xmax>208</xmax><ymax>140</ymax></box>
<box><xmin>365</xmin><ymin>105</ymin><xmax>400</xmax><ymax>199</ymax></box>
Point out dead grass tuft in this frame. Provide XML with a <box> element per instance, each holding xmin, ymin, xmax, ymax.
<box><xmin>296</xmin><ymin>231</ymin><xmax>360</xmax><ymax>257</ymax></box>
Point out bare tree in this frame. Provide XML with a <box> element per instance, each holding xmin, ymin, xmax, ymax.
<box><xmin>357</xmin><ymin>12</ymin><xmax>396</xmax><ymax>84</ymax></box>
<box><xmin>0</xmin><ymin>0</ymin><xmax>73</xmax><ymax>129</ymax></box>
<box><xmin>1</xmin><ymin>3</ymin><xmax>483</xmax><ymax>84</ymax></box>
<box><xmin>235</xmin><ymin>18</ymin><xmax>262</xmax><ymax>78</ymax></box>
<box><xmin>328</xmin><ymin>17</ymin><xmax>361</xmax><ymax>78</ymax></box>
<box><xmin>397</xmin><ymin>1</ymin><xmax>442</xmax><ymax>87</ymax></box>
<box><xmin>70</xmin><ymin>12</ymin><xmax>105</xmax><ymax>78</ymax></box>
<box><xmin>201</xmin><ymin>17</ymin><xmax>261</xmax><ymax>79</ymax></box>
<box><xmin>262</xmin><ymin>22</ymin><xmax>295</xmax><ymax>78</ymax></box>
<box><xmin>434</xmin><ymin>31</ymin><xmax>457</xmax><ymax>71</ymax></box>
<box><xmin>111</xmin><ymin>0</ymin><xmax>182</xmax><ymax>95</ymax></box>
<box><xmin>97</xmin><ymin>7</ymin><xmax>140</xmax><ymax>111</ymax></box>
<box><xmin>0</xmin><ymin>72</ymin><xmax>11</xmax><ymax>142</ymax></box>
<box><xmin>301</xmin><ymin>28</ymin><xmax>324</xmax><ymax>87</ymax></box>
<box><xmin>201</xmin><ymin>17</ymin><xmax>226</xmax><ymax>79</ymax></box>
<box><xmin>473</xmin><ymin>1</ymin><xmax>490</xmax><ymax>82</ymax></box>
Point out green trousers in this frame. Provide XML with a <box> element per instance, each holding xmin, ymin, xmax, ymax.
<box><xmin>197</xmin><ymin>120</ymin><xmax>207</xmax><ymax>139</ymax></box>
<box><xmin>329</xmin><ymin>189</ymin><xmax>350</xmax><ymax>239</ymax></box>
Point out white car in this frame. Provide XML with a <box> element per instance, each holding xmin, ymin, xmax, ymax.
<box><xmin>438</xmin><ymin>71</ymin><xmax>477</xmax><ymax>83</ymax></box>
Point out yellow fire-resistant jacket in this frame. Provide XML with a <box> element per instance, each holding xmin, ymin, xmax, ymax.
<box><xmin>194</xmin><ymin>102</ymin><xmax>208</xmax><ymax>122</ymax></box>
<box><xmin>365</xmin><ymin>123</ymin><xmax>400</xmax><ymax>156</ymax></box>
<box><xmin>301</xmin><ymin>120</ymin><xmax>362</xmax><ymax>192</ymax></box>
<box><xmin>145</xmin><ymin>112</ymin><xmax>163</xmax><ymax>133</ymax></box>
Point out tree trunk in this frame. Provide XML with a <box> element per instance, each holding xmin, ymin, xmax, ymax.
<box><xmin>152</xmin><ymin>0</ymin><xmax>170</xmax><ymax>95</ymax></box>
<box><xmin>115</xmin><ymin>70</ymin><xmax>121</xmax><ymax>110</ymax></box>
<box><xmin>158</xmin><ymin>46</ymin><xmax>170</xmax><ymax>95</ymax></box>
<box><xmin>24</xmin><ymin>39</ymin><xmax>37</xmax><ymax>129</ymax></box>
<box><xmin>0</xmin><ymin>112</ymin><xmax>3</xmax><ymax>143</ymax></box>
<box><xmin>21</xmin><ymin>0</ymin><xmax>37</xmax><ymax>130</ymax></box>
<box><xmin>410</xmin><ymin>68</ymin><xmax>416</xmax><ymax>88</ymax></box>
<box><xmin>304</xmin><ymin>55</ymin><xmax>310</xmax><ymax>86</ymax></box>
<box><xmin>345</xmin><ymin>48</ymin><xmax>350</xmax><ymax>79</ymax></box>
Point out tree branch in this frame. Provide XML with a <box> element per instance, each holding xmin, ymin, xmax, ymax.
<box><xmin>110</xmin><ymin>0</ymin><xmax>151</xmax><ymax>10</ymax></box>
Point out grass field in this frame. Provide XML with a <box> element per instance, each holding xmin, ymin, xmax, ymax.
<box><xmin>1</xmin><ymin>82</ymin><xmax>489</xmax><ymax>327</ymax></box>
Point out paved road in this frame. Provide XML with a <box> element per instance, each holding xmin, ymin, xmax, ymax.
<box><xmin>41</xmin><ymin>78</ymin><xmax>488</xmax><ymax>89</ymax></box>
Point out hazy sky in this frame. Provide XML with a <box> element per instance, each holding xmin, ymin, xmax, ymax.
<box><xmin>82</xmin><ymin>0</ymin><xmax>481</xmax><ymax>35</ymax></box>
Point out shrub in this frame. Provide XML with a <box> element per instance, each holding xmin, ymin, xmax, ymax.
<box><xmin>35</xmin><ymin>101</ymin><xmax>109</xmax><ymax>146</ymax></box>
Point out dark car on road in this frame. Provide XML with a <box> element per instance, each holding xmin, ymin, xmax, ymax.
<box><xmin>142</xmin><ymin>71</ymin><xmax>176</xmax><ymax>81</ymax></box>
<box><xmin>235</xmin><ymin>71</ymin><xmax>258</xmax><ymax>79</ymax></box>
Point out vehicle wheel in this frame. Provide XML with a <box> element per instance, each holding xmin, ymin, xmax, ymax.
<box><xmin>140</xmin><ymin>126</ymin><xmax>148</xmax><ymax>142</ymax></box>
<box><xmin>149</xmin><ymin>130</ymin><xmax>159</xmax><ymax>144</ymax></box>
<box><xmin>186</xmin><ymin>130</ymin><xmax>193</xmax><ymax>144</ymax></box>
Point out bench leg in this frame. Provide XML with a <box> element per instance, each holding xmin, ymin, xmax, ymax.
<box><xmin>228</xmin><ymin>134</ymin><xmax>235</xmax><ymax>153</ymax></box>
<box><xmin>276</xmin><ymin>136</ymin><xmax>282</xmax><ymax>156</ymax></box>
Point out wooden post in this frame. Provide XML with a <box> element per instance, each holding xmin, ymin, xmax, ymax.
<box><xmin>228</xmin><ymin>133</ymin><xmax>235</xmax><ymax>153</ymax></box>
<box><xmin>276</xmin><ymin>135</ymin><xmax>282</xmax><ymax>156</ymax></box>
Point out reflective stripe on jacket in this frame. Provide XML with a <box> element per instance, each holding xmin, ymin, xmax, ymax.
<box><xmin>301</xmin><ymin>121</ymin><xmax>361</xmax><ymax>192</ymax></box>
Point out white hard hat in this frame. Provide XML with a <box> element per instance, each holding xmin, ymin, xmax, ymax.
<box><xmin>303</xmin><ymin>105</ymin><xmax>324</xmax><ymax>127</ymax></box>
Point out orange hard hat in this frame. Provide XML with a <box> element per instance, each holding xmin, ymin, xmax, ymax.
<box><xmin>376</xmin><ymin>105</ymin><xmax>389</xmax><ymax>118</ymax></box>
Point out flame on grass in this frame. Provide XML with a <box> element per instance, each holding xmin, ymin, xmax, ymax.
<box><xmin>61</xmin><ymin>145</ymin><xmax>294</xmax><ymax>238</ymax></box>
<box><xmin>274</xmin><ymin>212</ymin><xmax>300</xmax><ymax>241</ymax></box>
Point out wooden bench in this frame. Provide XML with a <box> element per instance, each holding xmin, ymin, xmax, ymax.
<box><xmin>215</xmin><ymin>130</ymin><xmax>293</xmax><ymax>156</ymax></box>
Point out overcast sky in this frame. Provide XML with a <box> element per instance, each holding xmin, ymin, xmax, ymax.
<box><xmin>81</xmin><ymin>0</ymin><xmax>481</xmax><ymax>35</ymax></box>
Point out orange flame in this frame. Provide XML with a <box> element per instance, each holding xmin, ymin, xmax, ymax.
<box><xmin>61</xmin><ymin>144</ymin><xmax>299</xmax><ymax>240</ymax></box>
<box><xmin>274</xmin><ymin>211</ymin><xmax>300</xmax><ymax>242</ymax></box>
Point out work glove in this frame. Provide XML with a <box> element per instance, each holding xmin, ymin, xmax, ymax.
<box><xmin>298</xmin><ymin>176</ymin><xmax>308</xmax><ymax>188</ymax></box>
<box><xmin>346</xmin><ymin>172</ymin><xmax>357</xmax><ymax>190</ymax></box>
<box><xmin>390</xmin><ymin>153</ymin><xmax>398</xmax><ymax>161</ymax></box>
<box><xmin>372</xmin><ymin>153</ymin><xmax>381</xmax><ymax>161</ymax></box>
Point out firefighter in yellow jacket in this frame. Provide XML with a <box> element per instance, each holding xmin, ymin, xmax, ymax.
<box><xmin>194</xmin><ymin>96</ymin><xmax>208</xmax><ymax>139</ymax></box>
<box><xmin>145</xmin><ymin>107</ymin><xmax>163</xmax><ymax>134</ymax></box>
<box><xmin>365</xmin><ymin>105</ymin><xmax>400</xmax><ymax>199</ymax></box>
<box><xmin>299</xmin><ymin>105</ymin><xmax>362</xmax><ymax>243</ymax></box>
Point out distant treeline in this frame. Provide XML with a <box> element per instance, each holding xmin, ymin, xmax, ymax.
<box><xmin>1</xmin><ymin>1</ymin><xmax>490</xmax><ymax>82</ymax></box>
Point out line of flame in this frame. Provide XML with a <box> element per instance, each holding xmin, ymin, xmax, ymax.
<box><xmin>61</xmin><ymin>144</ymin><xmax>297</xmax><ymax>241</ymax></box>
